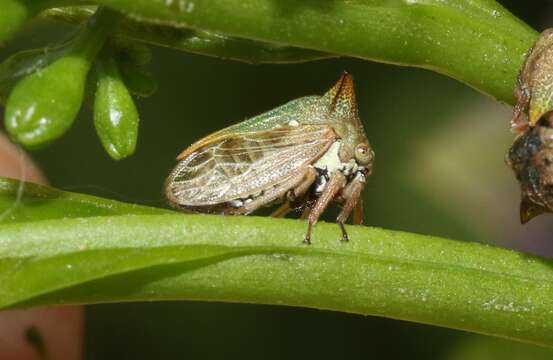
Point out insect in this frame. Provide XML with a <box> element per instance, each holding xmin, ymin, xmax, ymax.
<box><xmin>508</xmin><ymin>29</ymin><xmax>553</xmax><ymax>223</ymax></box>
<box><xmin>165</xmin><ymin>72</ymin><xmax>374</xmax><ymax>244</ymax></box>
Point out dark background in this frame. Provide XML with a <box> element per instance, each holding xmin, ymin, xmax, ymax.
<box><xmin>3</xmin><ymin>2</ymin><xmax>553</xmax><ymax>359</ymax></box>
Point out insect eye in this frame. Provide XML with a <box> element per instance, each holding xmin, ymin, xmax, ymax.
<box><xmin>355</xmin><ymin>144</ymin><xmax>373</xmax><ymax>165</ymax></box>
<box><xmin>356</xmin><ymin>144</ymin><xmax>371</xmax><ymax>157</ymax></box>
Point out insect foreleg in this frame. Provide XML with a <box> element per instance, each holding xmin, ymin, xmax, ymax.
<box><xmin>304</xmin><ymin>171</ymin><xmax>346</xmax><ymax>244</ymax></box>
<box><xmin>353</xmin><ymin>198</ymin><xmax>363</xmax><ymax>225</ymax></box>
<box><xmin>336</xmin><ymin>174</ymin><xmax>366</xmax><ymax>242</ymax></box>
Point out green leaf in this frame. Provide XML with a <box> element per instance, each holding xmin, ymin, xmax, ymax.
<box><xmin>91</xmin><ymin>0</ymin><xmax>538</xmax><ymax>104</ymax></box>
<box><xmin>2</xmin><ymin>177</ymin><xmax>553</xmax><ymax>348</ymax></box>
<box><xmin>0</xmin><ymin>177</ymin><xmax>169</xmax><ymax>223</ymax></box>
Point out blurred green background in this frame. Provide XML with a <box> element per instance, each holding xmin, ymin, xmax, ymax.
<box><xmin>3</xmin><ymin>1</ymin><xmax>553</xmax><ymax>359</ymax></box>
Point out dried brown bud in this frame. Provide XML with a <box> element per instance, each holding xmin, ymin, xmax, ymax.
<box><xmin>507</xmin><ymin>112</ymin><xmax>553</xmax><ymax>223</ymax></box>
<box><xmin>508</xmin><ymin>29</ymin><xmax>553</xmax><ymax>223</ymax></box>
<box><xmin>512</xmin><ymin>29</ymin><xmax>553</xmax><ymax>132</ymax></box>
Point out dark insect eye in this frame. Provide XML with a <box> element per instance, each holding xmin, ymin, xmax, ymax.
<box><xmin>357</xmin><ymin>145</ymin><xmax>367</xmax><ymax>154</ymax></box>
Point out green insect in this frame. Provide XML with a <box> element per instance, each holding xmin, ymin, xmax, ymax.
<box><xmin>165</xmin><ymin>73</ymin><xmax>374</xmax><ymax>244</ymax></box>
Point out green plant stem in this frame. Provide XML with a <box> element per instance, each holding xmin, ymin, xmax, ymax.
<box><xmin>1</xmin><ymin>179</ymin><xmax>553</xmax><ymax>347</ymax></box>
<box><xmin>117</xmin><ymin>25</ymin><xmax>336</xmax><ymax>64</ymax></box>
<box><xmin>42</xmin><ymin>6</ymin><xmax>335</xmax><ymax>64</ymax></box>
<box><xmin>89</xmin><ymin>0</ymin><xmax>538</xmax><ymax>104</ymax></box>
<box><xmin>3</xmin><ymin>214</ymin><xmax>553</xmax><ymax>347</ymax></box>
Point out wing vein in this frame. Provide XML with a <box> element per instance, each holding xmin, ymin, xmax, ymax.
<box><xmin>168</xmin><ymin>125</ymin><xmax>336</xmax><ymax>206</ymax></box>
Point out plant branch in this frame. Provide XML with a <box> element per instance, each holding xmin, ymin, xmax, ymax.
<box><xmin>82</xmin><ymin>0</ymin><xmax>538</xmax><ymax>104</ymax></box>
<box><xmin>42</xmin><ymin>6</ymin><xmax>335</xmax><ymax>64</ymax></box>
<box><xmin>2</xmin><ymin>1</ymin><xmax>539</xmax><ymax>101</ymax></box>
<box><xmin>1</xmin><ymin>178</ymin><xmax>553</xmax><ymax>347</ymax></box>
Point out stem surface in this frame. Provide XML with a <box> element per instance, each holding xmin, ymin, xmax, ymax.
<box><xmin>1</xmin><ymin>179</ymin><xmax>553</xmax><ymax>347</ymax></box>
<box><xmin>90</xmin><ymin>0</ymin><xmax>538</xmax><ymax>103</ymax></box>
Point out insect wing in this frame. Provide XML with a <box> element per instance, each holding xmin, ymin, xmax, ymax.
<box><xmin>166</xmin><ymin>124</ymin><xmax>337</xmax><ymax>208</ymax></box>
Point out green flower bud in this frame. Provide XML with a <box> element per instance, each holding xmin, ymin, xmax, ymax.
<box><xmin>0</xmin><ymin>45</ymin><xmax>67</xmax><ymax>104</ymax></box>
<box><xmin>94</xmin><ymin>56</ymin><xmax>139</xmax><ymax>160</ymax></box>
<box><xmin>4</xmin><ymin>55</ymin><xmax>90</xmax><ymax>147</ymax></box>
<box><xmin>3</xmin><ymin>7</ymin><xmax>117</xmax><ymax>148</ymax></box>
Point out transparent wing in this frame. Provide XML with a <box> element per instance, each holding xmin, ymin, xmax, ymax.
<box><xmin>166</xmin><ymin>125</ymin><xmax>336</xmax><ymax>207</ymax></box>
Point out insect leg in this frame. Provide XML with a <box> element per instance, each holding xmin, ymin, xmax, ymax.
<box><xmin>287</xmin><ymin>166</ymin><xmax>317</xmax><ymax>202</ymax></box>
<box><xmin>304</xmin><ymin>172</ymin><xmax>346</xmax><ymax>244</ymax></box>
<box><xmin>336</xmin><ymin>175</ymin><xmax>366</xmax><ymax>242</ymax></box>
<box><xmin>242</xmin><ymin>167</ymin><xmax>316</xmax><ymax>215</ymax></box>
<box><xmin>271</xmin><ymin>202</ymin><xmax>292</xmax><ymax>218</ymax></box>
<box><xmin>353</xmin><ymin>198</ymin><xmax>363</xmax><ymax>226</ymax></box>
<box><xmin>271</xmin><ymin>167</ymin><xmax>317</xmax><ymax>218</ymax></box>
<box><xmin>300</xmin><ymin>205</ymin><xmax>312</xmax><ymax>220</ymax></box>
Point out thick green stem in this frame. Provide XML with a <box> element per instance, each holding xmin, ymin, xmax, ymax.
<box><xmin>42</xmin><ymin>6</ymin><xmax>335</xmax><ymax>64</ymax></box>
<box><xmin>1</xmin><ymin>178</ymin><xmax>553</xmax><ymax>347</ymax></box>
<box><xmin>89</xmin><ymin>0</ymin><xmax>538</xmax><ymax>104</ymax></box>
<box><xmin>114</xmin><ymin>25</ymin><xmax>336</xmax><ymax>64</ymax></box>
<box><xmin>2</xmin><ymin>214</ymin><xmax>553</xmax><ymax>347</ymax></box>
